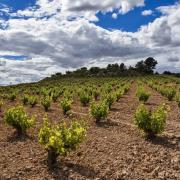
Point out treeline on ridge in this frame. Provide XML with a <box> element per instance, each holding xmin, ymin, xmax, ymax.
<box><xmin>46</xmin><ymin>57</ymin><xmax>179</xmax><ymax>80</ymax></box>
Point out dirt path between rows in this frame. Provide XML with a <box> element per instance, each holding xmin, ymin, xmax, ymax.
<box><xmin>0</xmin><ymin>83</ymin><xmax>179</xmax><ymax>180</ymax></box>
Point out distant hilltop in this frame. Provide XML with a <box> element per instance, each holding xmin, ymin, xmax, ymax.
<box><xmin>43</xmin><ymin>57</ymin><xmax>180</xmax><ymax>81</ymax></box>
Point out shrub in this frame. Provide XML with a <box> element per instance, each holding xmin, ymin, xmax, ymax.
<box><xmin>176</xmin><ymin>95</ymin><xmax>180</xmax><ymax>107</ymax></box>
<box><xmin>1</xmin><ymin>94</ymin><xmax>8</xmax><ymax>100</ymax></box>
<box><xmin>103</xmin><ymin>94</ymin><xmax>116</xmax><ymax>109</ymax></box>
<box><xmin>29</xmin><ymin>96</ymin><xmax>38</xmax><ymax>107</ymax></box>
<box><xmin>9</xmin><ymin>93</ymin><xmax>16</xmax><ymax>101</ymax></box>
<box><xmin>134</xmin><ymin>104</ymin><xmax>168</xmax><ymax>138</ymax></box>
<box><xmin>60</xmin><ymin>98</ymin><xmax>72</xmax><ymax>115</ymax></box>
<box><xmin>41</xmin><ymin>96</ymin><xmax>52</xmax><ymax>111</ymax></box>
<box><xmin>105</xmin><ymin>84</ymin><xmax>113</xmax><ymax>93</ymax></box>
<box><xmin>4</xmin><ymin>106</ymin><xmax>35</xmax><ymax>136</ymax></box>
<box><xmin>38</xmin><ymin>116</ymin><xmax>86</xmax><ymax>166</ymax></box>
<box><xmin>63</xmin><ymin>90</ymin><xmax>73</xmax><ymax>100</ymax></box>
<box><xmin>0</xmin><ymin>100</ymin><xmax>3</xmax><ymax>112</ymax></box>
<box><xmin>80</xmin><ymin>92</ymin><xmax>91</xmax><ymax>106</ymax></box>
<box><xmin>160</xmin><ymin>88</ymin><xmax>176</xmax><ymax>101</ymax></box>
<box><xmin>90</xmin><ymin>101</ymin><xmax>109</xmax><ymax>123</ymax></box>
<box><xmin>115</xmin><ymin>90</ymin><xmax>123</xmax><ymax>102</ymax></box>
<box><xmin>52</xmin><ymin>92</ymin><xmax>59</xmax><ymax>102</ymax></box>
<box><xmin>93</xmin><ymin>90</ymin><xmax>100</xmax><ymax>100</ymax></box>
<box><xmin>41</xmin><ymin>88</ymin><xmax>49</xmax><ymax>97</ymax></box>
<box><xmin>123</xmin><ymin>85</ymin><xmax>130</xmax><ymax>94</ymax></box>
<box><xmin>22</xmin><ymin>94</ymin><xmax>29</xmax><ymax>105</ymax></box>
<box><xmin>136</xmin><ymin>87</ymin><xmax>150</xmax><ymax>102</ymax></box>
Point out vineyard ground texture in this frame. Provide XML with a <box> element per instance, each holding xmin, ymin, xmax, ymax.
<box><xmin>0</xmin><ymin>77</ymin><xmax>179</xmax><ymax>180</ymax></box>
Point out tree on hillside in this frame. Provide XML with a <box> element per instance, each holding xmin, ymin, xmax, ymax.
<box><xmin>119</xmin><ymin>63</ymin><xmax>127</xmax><ymax>72</ymax></box>
<box><xmin>48</xmin><ymin>57</ymin><xmax>158</xmax><ymax>79</ymax></box>
<box><xmin>135</xmin><ymin>57</ymin><xmax>157</xmax><ymax>74</ymax></box>
<box><xmin>135</xmin><ymin>60</ymin><xmax>145</xmax><ymax>74</ymax></box>
<box><xmin>144</xmin><ymin>57</ymin><xmax>157</xmax><ymax>74</ymax></box>
<box><xmin>163</xmin><ymin>71</ymin><xmax>173</xmax><ymax>75</ymax></box>
<box><xmin>106</xmin><ymin>63</ymin><xmax>120</xmax><ymax>76</ymax></box>
<box><xmin>73</xmin><ymin>67</ymin><xmax>88</xmax><ymax>77</ymax></box>
<box><xmin>89</xmin><ymin>67</ymin><xmax>101</xmax><ymax>76</ymax></box>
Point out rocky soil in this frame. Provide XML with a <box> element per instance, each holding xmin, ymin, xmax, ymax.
<box><xmin>0</xmin><ymin>83</ymin><xmax>179</xmax><ymax>180</ymax></box>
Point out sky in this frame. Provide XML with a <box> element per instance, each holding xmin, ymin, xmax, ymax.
<box><xmin>0</xmin><ymin>0</ymin><xmax>180</xmax><ymax>85</ymax></box>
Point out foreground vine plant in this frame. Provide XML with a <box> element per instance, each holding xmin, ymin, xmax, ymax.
<box><xmin>60</xmin><ymin>98</ymin><xmax>72</xmax><ymax>115</ymax></box>
<box><xmin>41</xmin><ymin>96</ymin><xmax>52</xmax><ymax>112</ymax></box>
<box><xmin>0</xmin><ymin>100</ymin><xmax>3</xmax><ymax>112</ymax></box>
<box><xmin>9</xmin><ymin>93</ymin><xmax>16</xmax><ymax>101</ymax></box>
<box><xmin>79</xmin><ymin>91</ymin><xmax>91</xmax><ymax>106</ymax></box>
<box><xmin>90</xmin><ymin>101</ymin><xmax>109</xmax><ymax>123</ymax></box>
<box><xmin>4</xmin><ymin>106</ymin><xmax>35</xmax><ymax>136</ymax></box>
<box><xmin>136</xmin><ymin>86</ymin><xmax>150</xmax><ymax>102</ymax></box>
<box><xmin>22</xmin><ymin>94</ymin><xmax>29</xmax><ymax>105</ymax></box>
<box><xmin>134</xmin><ymin>103</ymin><xmax>169</xmax><ymax>139</ymax></box>
<box><xmin>176</xmin><ymin>95</ymin><xmax>180</xmax><ymax>107</ymax></box>
<box><xmin>29</xmin><ymin>96</ymin><xmax>38</xmax><ymax>107</ymax></box>
<box><xmin>38</xmin><ymin>116</ymin><xmax>86</xmax><ymax>167</ymax></box>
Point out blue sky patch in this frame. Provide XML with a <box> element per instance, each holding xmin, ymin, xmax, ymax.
<box><xmin>0</xmin><ymin>0</ymin><xmax>36</xmax><ymax>11</ymax></box>
<box><xmin>0</xmin><ymin>55</ymin><xmax>28</xmax><ymax>61</ymax></box>
<box><xmin>0</xmin><ymin>0</ymin><xmax>178</xmax><ymax>32</ymax></box>
<box><xmin>95</xmin><ymin>0</ymin><xmax>177</xmax><ymax>32</ymax></box>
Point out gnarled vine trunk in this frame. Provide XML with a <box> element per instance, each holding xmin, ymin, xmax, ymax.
<box><xmin>47</xmin><ymin>149</ymin><xmax>58</xmax><ymax>167</ymax></box>
<box><xmin>16</xmin><ymin>126</ymin><xmax>23</xmax><ymax>137</ymax></box>
<box><xmin>146</xmin><ymin>130</ymin><xmax>156</xmax><ymax>139</ymax></box>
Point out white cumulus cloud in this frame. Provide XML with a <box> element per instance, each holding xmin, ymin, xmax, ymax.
<box><xmin>141</xmin><ymin>9</ymin><xmax>153</xmax><ymax>16</ymax></box>
<box><xmin>0</xmin><ymin>1</ymin><xmax>180</xmax><ymax>85</ymax></box>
